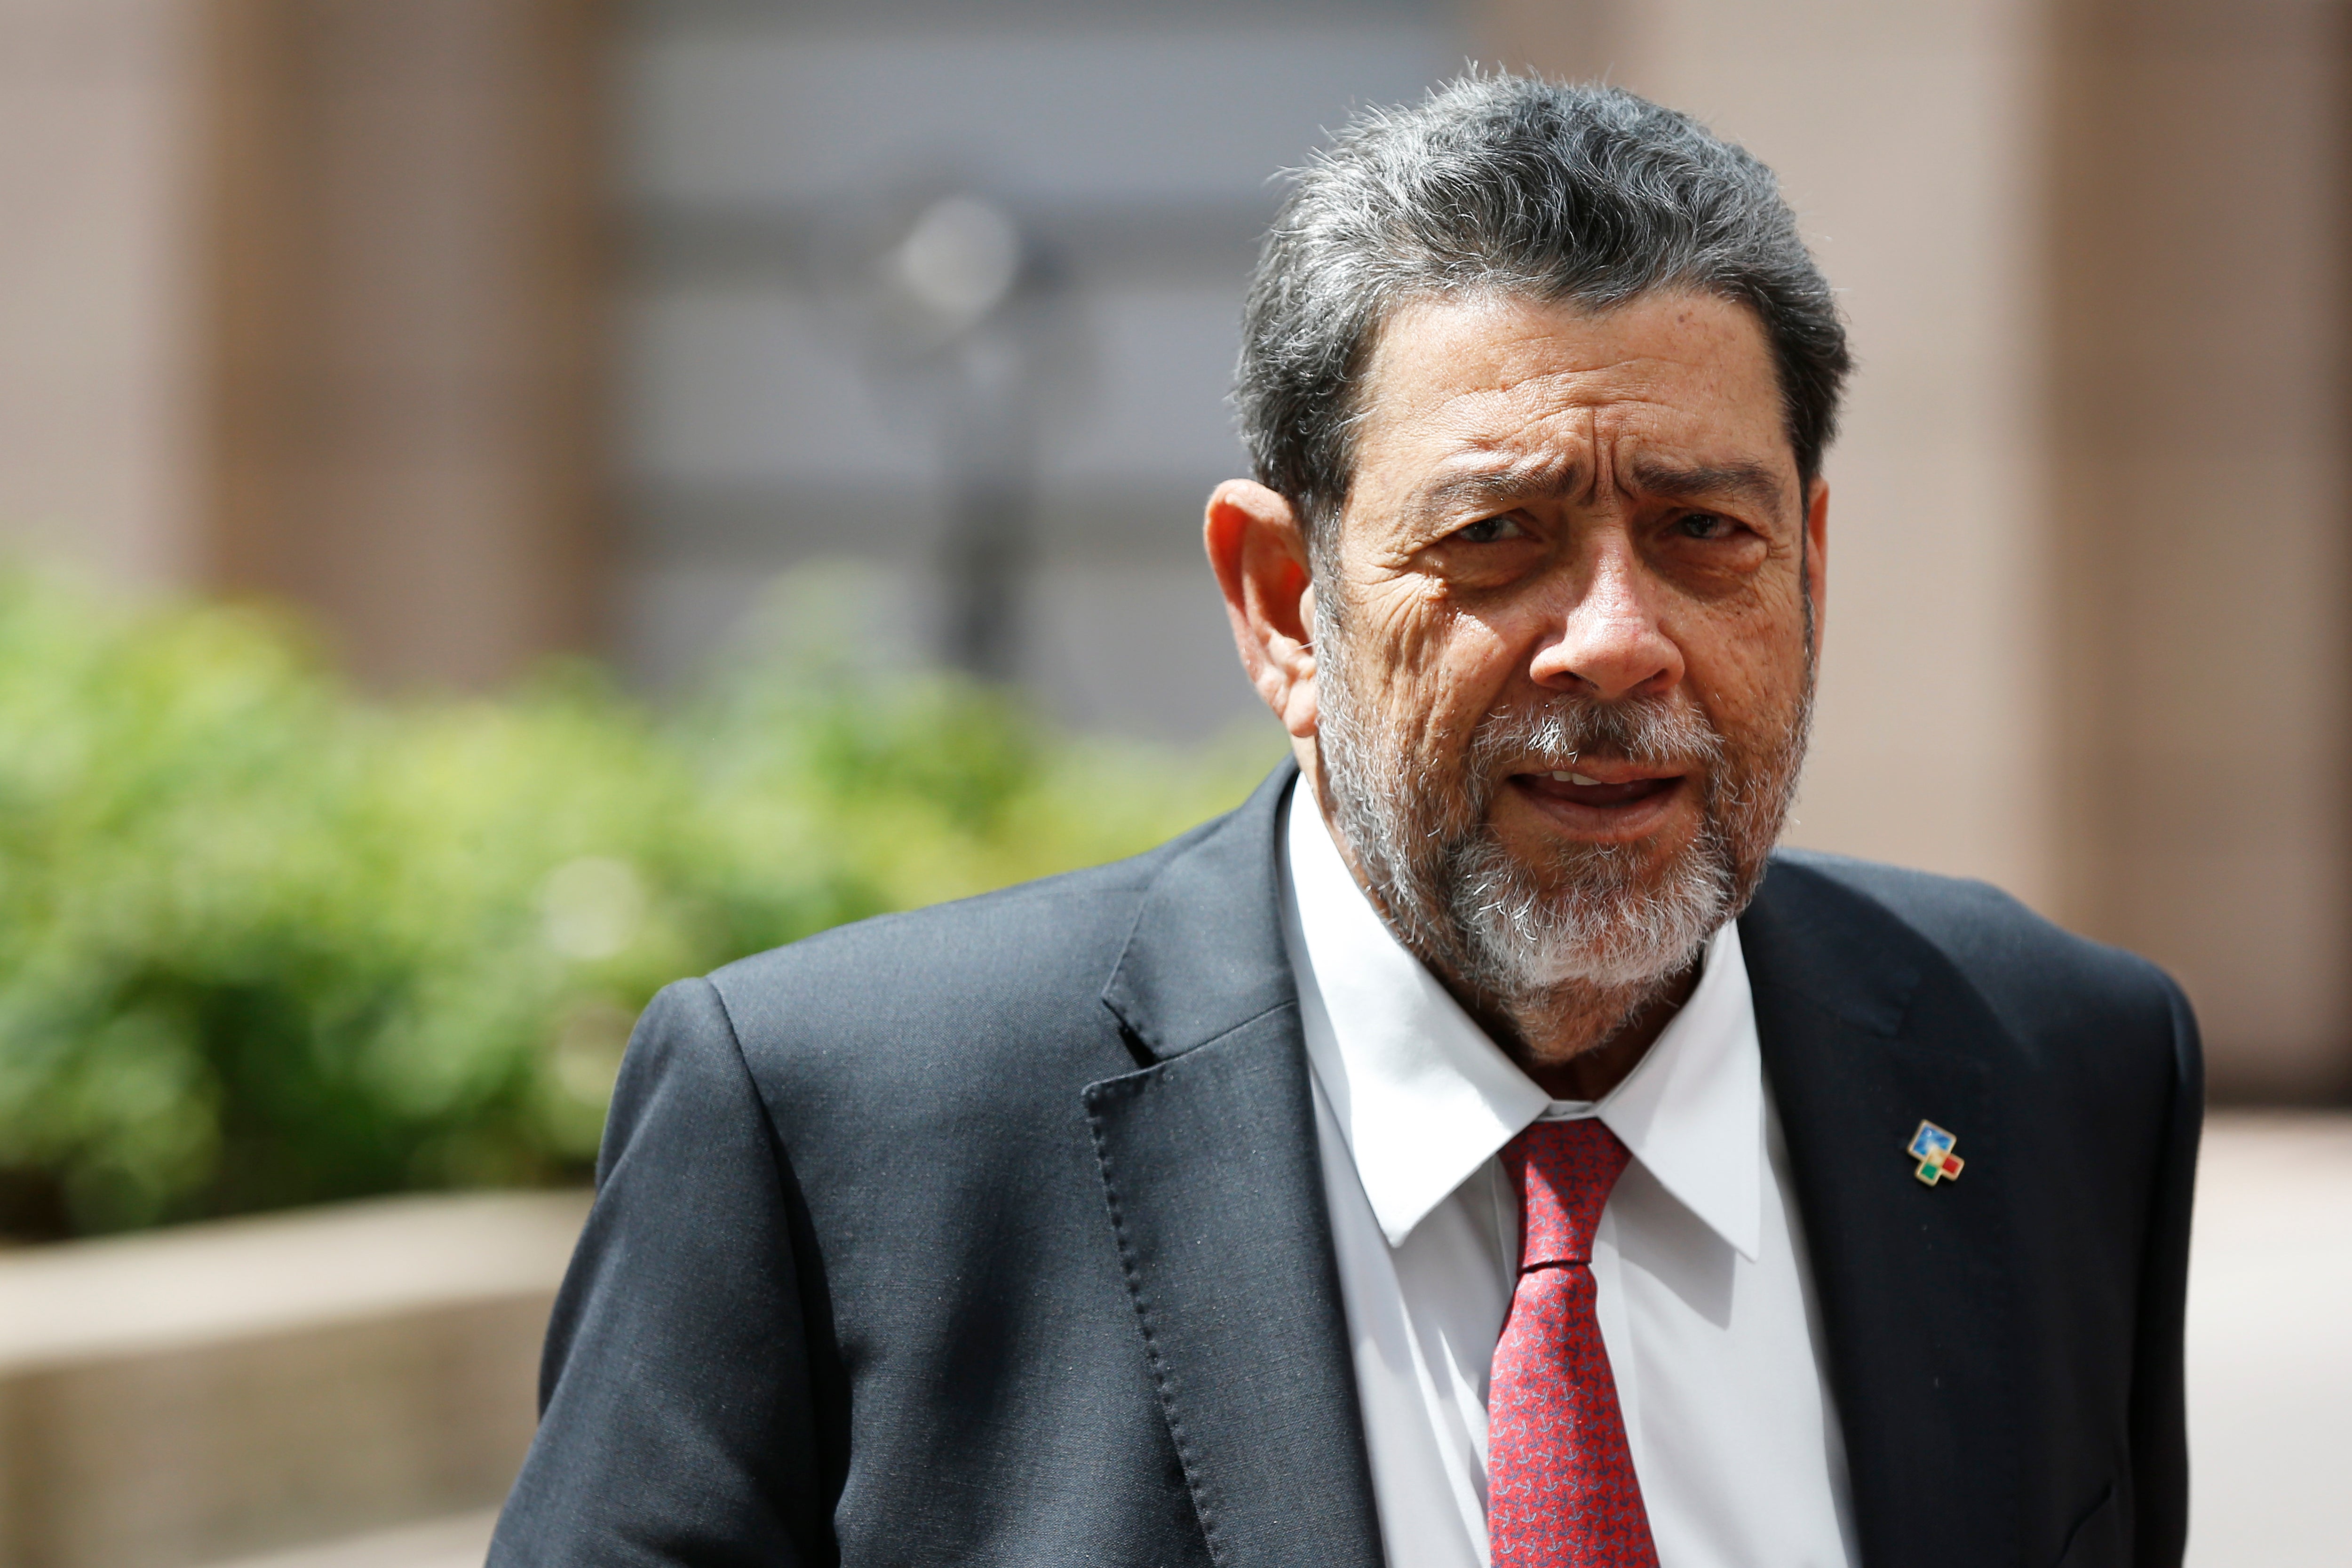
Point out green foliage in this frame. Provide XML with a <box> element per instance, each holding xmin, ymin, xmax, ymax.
<box><xmin>0</xmin><ymin>571</ymin><xmax>1276</xmax><ymax>1236</ymax></box>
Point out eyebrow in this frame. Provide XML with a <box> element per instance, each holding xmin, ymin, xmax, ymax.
<box><xmin>1624</xmin><ymin>456</ymin><xmax>1789</xmax><ymax>516</ymax></box>
<box><xmin>1416</xmin><ymin>453</ymin><xmax>1789</xmax><ymax>518</ymax></box>
<box><xmin>1417</xmin><ymin>454</ymin><xmax>1581</xmax><ymax>515</ymax></box>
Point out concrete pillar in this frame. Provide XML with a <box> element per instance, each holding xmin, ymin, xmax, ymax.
<box><xmin>0</xmin><ymin>0</ymin><xmax>205</xmax><ymax>587</ymax></box>
<box><xmin>202</xmin><ymin>0</ymin><xmax>611</xmax><ymax>687</ymax></box>
<box><xmin>0</xmin><ymin>2</ymin><xmax>611</xmax><ymax>685</ymax></box>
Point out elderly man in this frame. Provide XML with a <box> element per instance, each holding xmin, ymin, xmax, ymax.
<box><xmin>493</xmin><ymin>78</ymin><xmax>2198</xmax><ymax>1568</ymax></box>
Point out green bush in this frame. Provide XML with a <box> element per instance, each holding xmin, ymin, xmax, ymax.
<box><xmin>0</xmin><ymin>571</ymin><xmax>1277</xmax><ymax>1237</ymax></box>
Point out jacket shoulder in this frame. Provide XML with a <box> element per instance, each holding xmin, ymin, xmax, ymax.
<box><xmin>1756</xmin><ymin>847</ymin><xmax>2190</xmax><ymax>1042</ymax></box>
<box><xmin>686</xmin><ymin>816</ymin><xmax>1228</xmax><ymax>1110</ymax></box>
<box><xmin>710</xmin><ymin>818</ymin><xmax>1203</xmax><ymax>1007</ymax></box>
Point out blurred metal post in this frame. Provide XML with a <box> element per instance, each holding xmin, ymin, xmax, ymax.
<box><xmin>936</xmin><ymin>337</ymin><xmax>1036</xmax><ymax>682</ymax></box>
<box><xmin>868</xmin><ymin>191</ymin><xmax>1048</xmax><ymax>684</ymax></box>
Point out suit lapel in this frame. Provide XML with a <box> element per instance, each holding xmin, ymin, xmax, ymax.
<box><xmin>1087</xmin><ymin>763</ymin><xmax>1384</xmax><ymax>1568</ymax></box>
<box><xmin>1743</xmin><ymin>856</ymin><xmax>2026</xmax><ymax>1568</ymax></box>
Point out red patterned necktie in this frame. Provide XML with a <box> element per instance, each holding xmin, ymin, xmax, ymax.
<box><xmin>1487</xmin><ymin>1118</ymin><xmax>1660</xmax><ymax>1568</ymax></box>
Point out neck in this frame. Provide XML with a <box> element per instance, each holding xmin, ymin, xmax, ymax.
<box><xmin>1456</xmin><ymin>961</ymin><xmax>1703</xmax><ymax>1102</ymax></box>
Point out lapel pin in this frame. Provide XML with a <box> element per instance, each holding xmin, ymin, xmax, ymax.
<box><xmin>1907</xmin><ymin>1121</ymin><xmax>1964</xmax><ymax>1186</ymax></box>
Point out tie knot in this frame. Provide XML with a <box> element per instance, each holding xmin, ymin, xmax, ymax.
<box><xmin>1503</xmin><ymin>1118</ymin><xmax>1632</xmax><ymax>1270</ymax></box>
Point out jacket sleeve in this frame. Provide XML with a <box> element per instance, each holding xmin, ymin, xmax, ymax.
<box><xmin>489</xmin><ymin>978</ymin><xmax>833</xmax><ymax>1566</ymax></box>
<box><xmin>2130</xmin><ymin>972</ymin><xmax>2202</xmax><ymax>1568</ymax></box>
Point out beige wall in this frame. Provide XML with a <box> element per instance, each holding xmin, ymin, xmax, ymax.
<box><xmin>1481</xmin><ymin>0</ymin><xmax>2352</xmax><ymax>1096</ymax></box>
<box><xmin>2048</xmin><ymin>0</ymin><xmax>2352</xmax><ymax>1097</ymax></box>
<box><xmin>0</xmin><ymin>0</ymin><xmax>204</xmax><ymax>587</ymax></box>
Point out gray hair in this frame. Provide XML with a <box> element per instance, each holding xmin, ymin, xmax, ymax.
<box><xmin>1236</xmin><ymin>74</ymin><xmax>1851</xmax><ymax>550</ymax></box>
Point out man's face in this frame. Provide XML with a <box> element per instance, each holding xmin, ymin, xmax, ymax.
<box><xmin>1309</xmin><ymin>287</ymin><xmax>1825</xmax><ymax>1002</ymax></box>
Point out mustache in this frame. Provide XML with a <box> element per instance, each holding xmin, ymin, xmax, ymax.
<box><xmin>1464</xmin><ymin>693</ymin><xmax>1726</xmax><ymax>779</ymax></box>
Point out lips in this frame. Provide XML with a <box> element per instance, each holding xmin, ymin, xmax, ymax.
<box><xmin>1503</xmin><ymin>762</ymin><xmax>1692</xmax><ymax>840</ymax></box>
<box><xmin>1513</xmin><ymin>765</ymin><xmax>1683</xmax><ymax>810</ymax></box>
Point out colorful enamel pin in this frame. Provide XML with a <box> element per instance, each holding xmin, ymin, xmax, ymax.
<box><xmin>1908</xmin><ymin>1121</ymin><xmax>1964</xmax><ymax>1186</ymax></box>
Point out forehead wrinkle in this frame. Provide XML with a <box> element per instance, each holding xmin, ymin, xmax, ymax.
<box><xmin>1422</xmin><ymin>420</ymin><xmax>1773</xmax><ymax>522</ymax></box>
<box><xmin>1356</xmin><ymin>292</ymin><xmax>1793</xmax><ymax>537</ymax></box>
<box><xmin>1421</xmin><ymin>445</ymin><xmax>1586</xmax><ymax>514</ymax></box>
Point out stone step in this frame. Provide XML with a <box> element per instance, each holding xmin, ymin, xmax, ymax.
<box><xmin>0</xmin><ymin>1192</ymin><xmax>587</xmax><ymax>1568</ymax></box>
<box><xmin>198</xmin><ymin>1511</ymin><xmax>498</xmax><ymax>1568</ymax></box>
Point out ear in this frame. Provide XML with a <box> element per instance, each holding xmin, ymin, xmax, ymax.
<box><xmin>1802</xmin><ymin>474</ymin><xmax>1829</xmax><ymax>663</ymax></box>
<box><xmin>1204</xmin><ymin>479</ymin><xmax>1320</xmax><ymax>739</ymax></box>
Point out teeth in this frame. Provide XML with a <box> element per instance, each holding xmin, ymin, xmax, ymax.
<box><xmin>1548</xmin><ymin>770</ymin><xmax>1605</xmax><ymax>787</ymax></box>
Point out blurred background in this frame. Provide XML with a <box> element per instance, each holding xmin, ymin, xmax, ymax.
<box><xmin>0</xmin><ymin>0</ymin><xmax>2345</xmax><ymax>1565</ymax></box>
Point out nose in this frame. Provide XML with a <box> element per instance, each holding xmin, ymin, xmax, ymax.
<box><xmin>1526</xmin><ymin>535</ymin><xmax>1684</xmax><ymax>701</ymax></box>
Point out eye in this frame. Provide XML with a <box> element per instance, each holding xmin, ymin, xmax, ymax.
<box><xmin>1676</xmin><ymin>511</ymin><xmax>1734</xmax><ymax>541</ymax></box>
<box><xmin>1453</xmin><ymin>515</ymin><xmax>1527</xmax><ymax>545</ymax></box>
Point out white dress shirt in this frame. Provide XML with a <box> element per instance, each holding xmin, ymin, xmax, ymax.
<box><xmin>1278</xmin><ymin>782</ymin><xmax>1860</xmax><ymax>1568</ymax></box>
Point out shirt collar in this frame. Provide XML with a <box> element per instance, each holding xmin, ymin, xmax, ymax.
<box><xmin>1279</xmin><ymin>781</ymin><xmax>1764</xmax><ymax>1261</ymax></box>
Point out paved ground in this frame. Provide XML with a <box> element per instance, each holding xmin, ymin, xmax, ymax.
<box><xmin>207</xmin><ymin>1512</ymin><xmax>497</xmax><ymax>1568</ymax></box>
<box><xmin>2184</xmin><ymin>1111</ymin><xmax>2352</xmax><ymax>1566</ymax></box>
<box><xmin>213</xmin><ymin>1113</ymin><xmax>2349</xmax><ymax>1567</ymax></box>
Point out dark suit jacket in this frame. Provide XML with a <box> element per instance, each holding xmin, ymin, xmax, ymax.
<box><xmin>490</xmin><ymin>764</ymin><xmax>2200</xmax><ymax>1568</ymax></box>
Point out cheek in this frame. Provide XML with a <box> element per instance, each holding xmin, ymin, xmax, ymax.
<box><xmin>1656</xmin><ymin>550</ymin><xmax>1805</xmax><ymax>708</ymax></box>
<box><xmin>1337</xmin><ymin>583</ymin><xmax>1515</xmax><ymax>752</ymax></box>
<box><xmin>1680</xmin><ymin>602</ymin><xmax>1811</xmax><ymax>745</ymax></box>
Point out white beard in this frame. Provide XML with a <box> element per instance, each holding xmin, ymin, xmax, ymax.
<box><xmin>1311</xmin><ymin>598</ymin><xmax>1810</xmax><ymax>1008</ymax></box>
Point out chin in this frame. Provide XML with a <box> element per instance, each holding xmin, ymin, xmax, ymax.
<box><xmin>1495</xmin><ymin>809</ymin><xmax>1703</xmax><ymax>879</ymax></box>
<box><xmin>1448</xmin><ymin>831</ymin><xmax>1732</xmax><ymax>1002</ymax></box>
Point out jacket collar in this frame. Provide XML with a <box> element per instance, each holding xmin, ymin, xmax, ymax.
<box><xmin>1088</xmin><ymin>760</ymin><xmax>1386</xmax><ymax>1568</ymax></box>
<box><xmin>1099</xmin><ymin>763</ymin><xmax>1301</xmax><ymax>1061</ymax></box>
